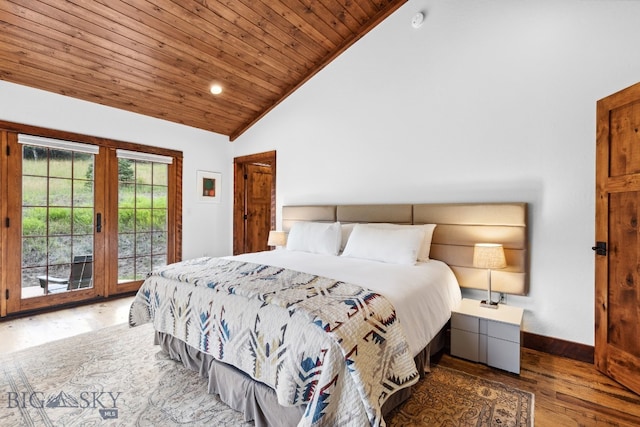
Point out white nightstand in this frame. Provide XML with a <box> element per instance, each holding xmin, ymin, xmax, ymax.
<box><xmin>450</xmin><ymin>298</ymin><xmax>524</xmax><ymax>374</ymax></box>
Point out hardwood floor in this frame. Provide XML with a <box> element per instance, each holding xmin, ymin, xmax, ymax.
<box><xmin>0</xmin><ymin>296</ymin><xmax>133</xmax><ymax>354</ymax></box>
<box><xmin>435</xmin><ymin>349</ymin><xmax>640</xmax><ymax>426</ymax></box>
<box><xmin>1</xmin><ymin>299</ymin><xmax>639</xmax><ymax>426</ymax></box>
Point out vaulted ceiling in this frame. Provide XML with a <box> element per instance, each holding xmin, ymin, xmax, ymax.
<box><xmin>0</xmin><ymin>0</ymin><xmax>406</xmax><ymax>140</ymax></box>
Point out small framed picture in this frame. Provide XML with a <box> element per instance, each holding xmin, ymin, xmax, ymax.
<box><xmin>197</xmin><ymin>171</ymin><xmax>221</xmax><ymax>203</ymax></box>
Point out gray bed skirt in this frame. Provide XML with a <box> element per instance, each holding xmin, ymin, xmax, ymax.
<box><xmin>155</xmin><ymin>326</ymin><xmax>445</xmax><ymax>426</ymax></box>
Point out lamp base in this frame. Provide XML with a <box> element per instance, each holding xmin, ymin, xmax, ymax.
<box><xmin>480</xmin><ymin>299</ymin><xmax>499</xmax><ymax>309</ymax></box>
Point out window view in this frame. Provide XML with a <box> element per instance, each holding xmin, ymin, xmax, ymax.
<box><xmin>20</xmin><ymin>138</ymin><xmax>97</xmax><ymax>298</ymax></box>
<box><xmin>117</xmin><ymin>152</ymin><xmax>169</xmax><ymax>283</ymax></box>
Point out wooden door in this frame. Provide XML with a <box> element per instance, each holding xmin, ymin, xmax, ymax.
<box><xmin>244</xmin><ymin>163</ymin><xmax>272</xmax><ymax>253</ymax></box>
<box><xmin>233</xmin><ymin>151</ymin><xmax>276</xmax><ymax>255</ymax></box>
<box><xmin>595</xmin><ymin>81</ymin><xmax>640</xmax><ymax>395</ymax></box>
<box><xmin>4</xmin><ymin>133</ymin><xmax>106</xmax><ymax>313</ymax></box>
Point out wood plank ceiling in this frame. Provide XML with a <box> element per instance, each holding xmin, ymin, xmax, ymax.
<box><xmin>0</xmin><ymin>0</ymin><xmax>406</xmax><ymax>140</ymax></box>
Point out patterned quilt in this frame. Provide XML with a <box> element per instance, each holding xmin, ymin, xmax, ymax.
<box><xmin>129</xmin><ymin>257</ymin><xmax>419</xmax><ymax>426</ymax></box>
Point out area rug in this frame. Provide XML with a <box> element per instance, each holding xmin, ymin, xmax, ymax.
<box><xmin>0</xmin><ymin>323</ymin><xmax>534</xmax><ymax>426</ymax></box>
<box><xmin>386</xmin><ymin>365</ymin><xmax>534</xmax><ymax>427</ymax></box>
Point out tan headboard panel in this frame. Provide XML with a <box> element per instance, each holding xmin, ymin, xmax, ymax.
<box><xmin>413</xmin><ymin>203</ymin><xmax>528</xmax><ymax>295</ymax></box>
<box><xmin>281</xmin><ymin>202</ymin><xmax>528</xmax><ymax>295</ymax></box>
<box><xmin>281</xmin><ymin>205</ymin><xmax>336</xmax><ymax>231</ymax></box>
<box><xmin>337</xmin><ymin>204</ymin><xmax>413</xmax><ymax>224</ymax></box>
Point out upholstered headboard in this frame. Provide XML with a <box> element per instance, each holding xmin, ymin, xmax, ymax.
<box><xmin>282</xmin><ymin>203</ymin><xmax>528</xmax><ymax>295</ymax></box>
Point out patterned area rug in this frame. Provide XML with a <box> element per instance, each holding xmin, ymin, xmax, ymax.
<box><xmin>386</xmin><ymin>364</ymin><xmax>534</xmax><ymax>427</ymax></box>
<box><xmin>0</xmin><ymin>323</ymin><xmax>534</xmax><ymax>426</ymax></box>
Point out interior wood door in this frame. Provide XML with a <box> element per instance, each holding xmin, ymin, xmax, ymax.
<box><xmin>233</xmin><ymin>151</ymin><xmax>276</xmax><ymax>255</ymax></box>
<box><xmin>595</xmin><ymin>81</ymin><xmax>640</xmax><ymax>395</ymax></box>
<box><xmin>244</xmin><ymin>163</ymin><xmax>272</xmax><ymax>253</ymax></box>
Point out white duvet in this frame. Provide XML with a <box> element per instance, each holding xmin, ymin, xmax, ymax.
<box><xmin>228</xmin><ymin>250</ymin><xmax>462</xmax><ymax>357</ymax></box>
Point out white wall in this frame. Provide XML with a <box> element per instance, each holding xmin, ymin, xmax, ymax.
<box><xmin>0</xmin><ymin>80</ymin><xmax>233</xmax><ymax>259</ymax></box>
<box><xmin>232</xmin><ymin>0</ymin><xmax>640</xmax><ymax>346</ymax></box>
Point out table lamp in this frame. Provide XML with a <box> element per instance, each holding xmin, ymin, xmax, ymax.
<box><xmin>473</xmin><ymin>243</ymin><xmax>507</xmax><ymax>309</ymax></box>
<box><xmin>267</xmin><ymin>231</ymin><xmax>287</xmax><ymax>248</ymax></box>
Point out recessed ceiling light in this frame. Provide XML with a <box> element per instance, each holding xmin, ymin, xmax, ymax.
<box><xmin>210</xmin><ymin>84</ymin><xmax>223</xmax><ymax>95</ymax></box>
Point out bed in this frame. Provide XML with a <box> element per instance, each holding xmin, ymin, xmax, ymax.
<box><xmin>129</xmin><ymin>202</ymin><xmax>528</xmax><ymax>427</ymax></box>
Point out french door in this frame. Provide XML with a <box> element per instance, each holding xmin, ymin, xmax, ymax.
<box><xmin>4</xmin><ymin>133</ymin><xmax>105</xmax><ymax>313</ymax></box>
<box><xmin>1</xmin><ymin>127</ymin><xmax>181</xmax><ymax>315</ymax></box>
<box><xmin>107</xmin><ymin>149</ymin><xmax>175</xmax><ymax>295</ymax></box>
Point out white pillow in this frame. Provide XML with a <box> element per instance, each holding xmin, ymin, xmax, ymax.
<box><xmin>367</xmin><ymin>223</ymin><xmax>437</xmax><ymax>261</ymax></box>
<box><xmin>286</xmin><ymin>221</ymin><xmax>342</xmax><ymax>255</ymax></box>
<box><xmin>340</xmin><ymin>223</ymin><xmax>356</xmax><ymax>252</ymax></box>
<box><xmin>341</xmin><ymin>223</ymin><xmax>424</xmax><ymax>265</ymax></box>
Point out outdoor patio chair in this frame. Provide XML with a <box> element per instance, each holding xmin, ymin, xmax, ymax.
<box><xmin>38</xmin><ymin>255</ymin><xmax>93</xmax><ymax>294</ymax></box>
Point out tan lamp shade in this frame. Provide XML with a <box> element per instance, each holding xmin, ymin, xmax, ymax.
<box><xmin>267</xmin><ymin>230</ymin><xmax>288</xmax><ymax>247</ymax></box>
<box><xmin>473</xmin><ymin>243</ymin><xmax>507</xmax><ymax>269</ymax></box>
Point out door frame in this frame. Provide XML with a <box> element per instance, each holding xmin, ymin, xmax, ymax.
<box><xmin>0</xmin><ymin>131</ymin><xmax>7</xmax><ymax>317</ymax></box>
<box><xmin>233</xmin><ymin>150</ymin><xmax>276</xmax><ymax>255</ymax></box>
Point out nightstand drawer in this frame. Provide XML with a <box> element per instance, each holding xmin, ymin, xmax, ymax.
<box><xmin>451</xmin><ymin>329</ymin><xmax>479</xmax><ymax>362</ymax></box>
<box><xmin>488</xmin><ymin>336</ymin><xmax>521</xmax><ymax>373</ymax></box>
<box><xmin>487</xmin><ymin>320</ymin><xmax>521</xmax><ymax>343</ymax></box>
<box><xmin>451</xmin><ymin>313</ymin><xmax>479</xmax><ymax>333</ymax></box>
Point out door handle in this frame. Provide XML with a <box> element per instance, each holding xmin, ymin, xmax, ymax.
<box><xmin>592</xmin><ymin>241</ymin><xmax>607</xmax><ymax>256</ymax></box>
<box><xmin>96</xmin><ymin>213</ymin><xmax>102</xmax><ymax>233</ymax></box>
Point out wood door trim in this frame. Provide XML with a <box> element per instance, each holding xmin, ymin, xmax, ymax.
<box><xmin>0</xmin><ymin>132</ymin><xmax>7</xmax><ymax>317</ymax></box>
<box><xmin>594</xmin><ymin>90</ymin><xmax>611</xmax><ymax>372</ymax></box>
<box><xmin>233</xmin><ymin>150</ymin><xmax>276</xmax><ymax>255</ymax></box>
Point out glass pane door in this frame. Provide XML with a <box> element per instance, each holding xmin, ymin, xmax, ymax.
<box><xmin>21</xmin><ymin>144</ymin><xmax>95</xmax><ymax>298</ymax></box>
<box><xmin>117</xmin><ymin>158</ymin><xmax>168</xmax><ymax>284</ymax></box>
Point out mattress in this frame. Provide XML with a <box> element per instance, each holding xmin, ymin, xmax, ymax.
<box><xmin>228</xmin><ymin>250</ymin><xmax>462</xmax><ymax>357</ymax></box>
